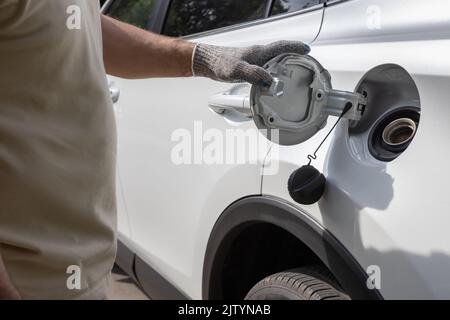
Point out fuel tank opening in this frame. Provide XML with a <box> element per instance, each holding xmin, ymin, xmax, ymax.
<box><xmin>381</xmin><ymin>118</ymin><xmax>417</xmax><ymax>152</ymax></box>
<box><xmin>369</xmin><ymin>108</ymin><xmax>420</xmax><ymax>161</ymax></box>
<box><xmin>349</xmin><ymin>64</ymin><xmax>421</xmax><ymax>163</ymax></box>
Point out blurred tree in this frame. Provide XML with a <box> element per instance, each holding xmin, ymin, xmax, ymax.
<box><xmin>106</xmin><ymin>0</ymin><xmax>156</xmax><ymax>30</ymax></box>
<box><xmin>164</xmin><ymin>0</ymin><xmax>268</xmax><ymax>37</ymax></box>
<box><xmin>271</xmin><ymin>0</ymin><xmax>320</xmax><ymax>16</ymax></box>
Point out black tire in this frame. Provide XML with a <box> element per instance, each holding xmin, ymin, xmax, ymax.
<box><xmin>245</xmin><ymin>266</ymin><xmax>349</xmax><ymax>300</ymax></box>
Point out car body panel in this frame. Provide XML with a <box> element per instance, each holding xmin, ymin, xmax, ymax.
<box><xmin>262</xmin><ymin>0</ymin><xmax>450</xmax><ymax>299</ymax></box>
<box><xmin>107</xmin><ymin>0</ymin><xmax>450</xmax><ymax>299</ymax></box>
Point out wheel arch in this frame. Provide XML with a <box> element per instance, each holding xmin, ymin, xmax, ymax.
<box><xmin>202</xmin><ymin>195</ymin><xmax>383</xmax><ymax>300</ymax></box>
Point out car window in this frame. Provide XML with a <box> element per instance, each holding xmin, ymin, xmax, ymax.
<box><xmin>163</xmin><ymin>0</ymin><xmax>270</xmax><ymax>37</ymax></box>
<box><xmin>104</xmin><ymin>0</ymin><xmax>157</xmax><ymax>30</ymax></box>
<box><xmin>270</xmin><ymin>0</ymin><xmax>322</xmax><ymax>16</ymax></box>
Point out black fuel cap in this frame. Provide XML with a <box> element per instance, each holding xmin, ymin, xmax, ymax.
<box><xmin>288</xmin><ymin>165</ymin><xmax>326</xmax><ymax>205</ymax></box>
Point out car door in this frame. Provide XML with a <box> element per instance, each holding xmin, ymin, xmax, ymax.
<box><xmin>103</xmin><ymin>0</ymin><xmax>325</xmax><ymax>297</ymax></box>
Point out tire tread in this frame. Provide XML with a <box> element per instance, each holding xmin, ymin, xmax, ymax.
<box><xmin>245</xmin><ymin>266</ymin><xmax>349</xmax><ymax>300</ymax></box>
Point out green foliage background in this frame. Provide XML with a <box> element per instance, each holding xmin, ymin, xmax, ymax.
<box><xmin>107</xmin><ymin>0</ymin><xmax>156</xmax><ymax>30</ymax></box>
<box><xmin>164</xmin><ymin>0</ymin><xmax>267</xmax><ymax>37</ymax></box>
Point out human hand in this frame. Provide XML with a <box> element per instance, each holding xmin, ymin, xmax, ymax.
<box><xmin>192</xmin><ymin>40</ymin><xmax>311</xmax><ymax>86</ymax></box>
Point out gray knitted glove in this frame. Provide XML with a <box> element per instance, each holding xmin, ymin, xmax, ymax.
<box><xmin>192</xmin><ymin>40</ymin><xmax>311</xmax><ymax>87</ymax></box>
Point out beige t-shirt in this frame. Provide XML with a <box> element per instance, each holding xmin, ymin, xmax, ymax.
<box><xmin>0</xmin><ymin>0</ymin><xmax>117</xmax><ymax>299</ymax></box>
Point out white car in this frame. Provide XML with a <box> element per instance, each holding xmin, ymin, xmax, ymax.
<box><xmin>102</xmin><ymin>0</ymin><xmax>450</xmax><ymax>299</ymax></box>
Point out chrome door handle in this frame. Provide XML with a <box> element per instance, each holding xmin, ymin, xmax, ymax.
<box><xmin>208</xmin><ymin>84</ymin><xmax>252</xmax><ymax>122</ymax></box>
<box><xmin>109</xmin><ymin>82</ymin><xmax>120</xmax><ymax>103</ymax></box>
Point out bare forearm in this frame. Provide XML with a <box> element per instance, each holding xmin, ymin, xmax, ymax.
<box><xmin>101</xmin><ymin>15</ymin><xmax>195</xmax><ymax>79</ymax></box>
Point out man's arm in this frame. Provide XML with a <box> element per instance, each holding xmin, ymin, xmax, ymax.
<box><xmin>101</xmin><ymin>15</ymin><xmax>311</xmax><ymax>85</ymax></box>
<box><xmin>101</xmin><ymin>15</ymin><xmax>194</xmax><ymax>79</ymax></box>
